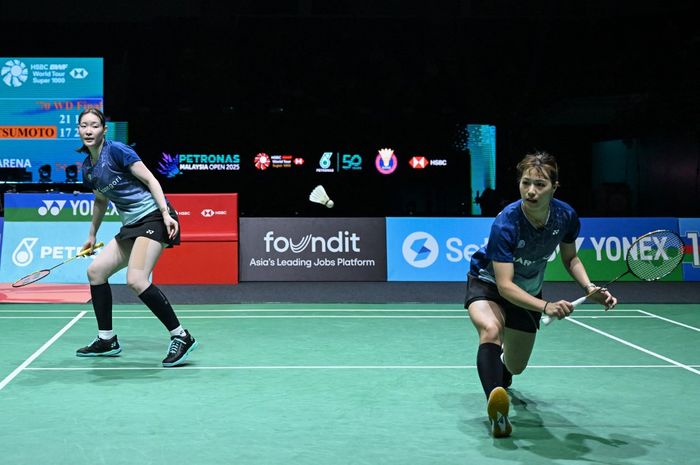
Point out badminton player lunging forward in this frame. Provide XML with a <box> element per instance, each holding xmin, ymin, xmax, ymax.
<box><xmin>75</xmin><ymin>108</ymin><xmax>198</xmax><ymax>367</ymax></box>
<box><xmin>465</xmin><ymin>151</ymin><xmax>617</xmax><ymax>437</ymax></box>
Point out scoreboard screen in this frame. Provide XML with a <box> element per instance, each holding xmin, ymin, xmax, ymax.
<box><xmin>0</xmin><ymin>57</ymin><xmax>103</xmax><ymax>183</ymax></box>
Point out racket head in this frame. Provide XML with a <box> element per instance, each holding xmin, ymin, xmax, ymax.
<box><xmin>626</xmin><ymin>229</ymin><xmax>684</xmax><ymax>281</ymax></box>
<box><xmin>12</xmin><ymin>269</ymin><xmax>51</xmax><ymax>288</ymax></box>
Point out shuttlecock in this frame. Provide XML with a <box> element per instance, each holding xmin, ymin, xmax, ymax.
<box><xmin>309</xmin><ymin>185</ymin><xmax>334</xmax><ymax>208</ymax></box>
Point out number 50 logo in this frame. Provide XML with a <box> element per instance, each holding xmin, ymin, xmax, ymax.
<box><xmin>341</xmin><ymin>154</ymin><xmax>362</xmax><ymax>170</ymax></box>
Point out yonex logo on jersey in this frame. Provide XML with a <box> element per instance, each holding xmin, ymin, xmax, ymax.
<box><xmin>402</xmin><ymin>232</ymin><xmax>439</xmax><ymax>268</ymax></box>
<box><xmin>38</xmin><ymin>200</ymin><xmax>67</xmax><ymax>216</ymax></box>
<box><xmin>517</xmin><ymin>240</ymin><xmax>526</xmax><ymax>248</ymax></box>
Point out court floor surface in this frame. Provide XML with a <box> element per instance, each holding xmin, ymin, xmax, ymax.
<box><xmin>0</xmin><ymin>303</ymin><xmax>698</xmax><ymax>465</ymax></box>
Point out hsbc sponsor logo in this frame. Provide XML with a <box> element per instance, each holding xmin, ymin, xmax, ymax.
<box><xmin>409</xmin><ymin>156</ymin><xmax>427</xmax><ymax>169</ymax></box>
<box><xmin>270</xmin><ymin>154</ymin><xmax>294</xmax><ymax>169</ymax></box>
<box><xmin>201</xmin><ymin>209</ymin><xmax>227</xmax><ymax>217</ymax></box>
<box><xmin>409</xmin><ymin>156</ymin><xmax>447</xmax><ymax>169</ymax></box>
<box><xmin>69</xmin><ymin>67</ymin><xmax>89</xmax><ymax>79</ymax></box>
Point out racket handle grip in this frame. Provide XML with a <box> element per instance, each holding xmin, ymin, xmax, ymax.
<box><xmin>541</xmin><ymin>295</ymin><xmax>589</xmax><ymax>326</ymax></box>
<box><xmin>78</xmin><ymin>241</ymin><xmax>105</xmax><ymax>257</ymax></box>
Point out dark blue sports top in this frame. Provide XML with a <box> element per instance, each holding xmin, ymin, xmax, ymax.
<box><xmin>469</xmin><ymin>198</ymin><xmax>580</xmax><ymax>295</ymax></box>
<box><xmin>81</xmin><ymin>140</ymin><xmax>158</xmax><ymax>225</ymax></box>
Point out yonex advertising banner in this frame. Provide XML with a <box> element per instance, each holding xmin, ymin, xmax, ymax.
<box><xmin>0</xmin><ymin>221</ymin><xmax>125</xmax><ymax>284</ymax></box>
<box><xmin>1</xmin><ymin>192</ymin><xmax>125</xmax><ymax>284</ymax></box>
<box><xmin>3</xmin><ymin>193</ymin><xmax>120</xmax><ymax>222</ymax></box>
<box><xmin>386</xmin><ymin>217</ymin><xmax>493</xmax><ymax>281</ymax></box>
<box><xmin>239</xmin><ymin>218</ymin><xmax>386</xmax><ymax>281</ymax></box>
<box><xmin>679</xmin><ymin>218</ymin><xmax>700</xmax><ymax>282</ymax></box>
<box><xmin>543</xmin><ymin>218</ymin><xmax>682</xmax><ymax>282</ymax></box>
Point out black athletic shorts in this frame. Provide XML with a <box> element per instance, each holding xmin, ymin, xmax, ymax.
<box><xmin>464</xmin><ymin>274</ymin><xmax>542</xmax><ymax>333</ymax></box>
<box><xmin>115</xmin><ymin>207</ymin><xmax>180</xmax><ymax>247</ymax></box>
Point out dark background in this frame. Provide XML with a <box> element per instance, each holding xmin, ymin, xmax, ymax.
<box><xmin>2</xmin><ymin>0</ymin><xmax>698</xmax><ymax>217</ymax></box>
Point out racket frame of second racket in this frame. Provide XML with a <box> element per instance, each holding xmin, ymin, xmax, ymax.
<box><xmin>11</xmin><ymin>241</ymin><xmax>105</xmax><ymax>288</ymax></box>
<box><xmin>542</xmin><ymin>229</ymin><xmax>684</xmax><ymax>325</ymax></box>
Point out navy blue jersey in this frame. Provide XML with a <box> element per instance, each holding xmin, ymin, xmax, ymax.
<box><xmin>81</xmin><ymin>140</ymin><xmax>158</xmax><ymax>225</ymax></box>
<box><xmin>469</xmin><ymin>198</ymin><xmax>580</xmax><ymax>295</ymax></box>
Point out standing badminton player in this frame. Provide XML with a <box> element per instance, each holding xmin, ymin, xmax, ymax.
<box><xmin>75</xmin><ymin>108</ymin><xmax>198</xmax><ymax>367</ymax></box>
<box><xmin>465</xmin><ymin>151</ymin><xmax>617</xmax><ymax>437</ymax></box>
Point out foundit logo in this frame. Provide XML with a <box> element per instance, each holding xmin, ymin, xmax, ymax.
<box><xmin>402</xmin><ymin>232</ymin><xmax>439</xmax><ymax>268</ymax></box>
<box><xmin>1</xmin><ymin>59</ymin><xmax>28</xmax><ymax>87</ymax></box>
<box><xmin>264</xmin><ymin>231</ymin><xmax>361</xmax><ymax>253</ymax></box>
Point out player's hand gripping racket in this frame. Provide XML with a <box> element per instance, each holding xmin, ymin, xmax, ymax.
<box><xmin>11</xmin><ymin>242</ymin><xmax>104</xmax><ymax>288</ymax></box>
<box><xmin>542</xmin><ymin>229</ymin><xmax>684</xmax><ymax>325</ymax></box>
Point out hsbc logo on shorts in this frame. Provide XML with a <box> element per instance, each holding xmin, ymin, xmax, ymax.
<box><xmin>201</xmin><ymin>209</ymin><xmax>227</xmax><ymax>217</ymax></box>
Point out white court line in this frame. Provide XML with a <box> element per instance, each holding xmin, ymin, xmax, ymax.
<box><xmin>23</xmin><ymin>364</ymin><xmax>700</xmax><ymax>371</ymax></box>
<box><xmin>116</xmin><ymin>315</ymin><xmax>468</xmax><ymax>319</ymax></box>
<box><xmin>572</xmin><ymin>315</ymin><xmax>653</xmax><ymax>319</ymax></box>
<box><xmin>0</xmin><ymin>314</ymin><xmax>659</xmax><ymax>320</ymax></box>
<box><xmin>636</xmin><ymin>310</ymin><xmax>700</xmax><ymax>332</ymax></box>
<box><xmin>0</xmin><ymin>317</ymin><xmax>87</xmax><ymax>319</ymax></box>
<box><xmin>567</xmin><ymin>318</ymin><xmax>700</xmax><ymax>375</ymax></box>
<box><xmin>0</xmin><ymin>308</ymin><xmax>464</xmax><ymax>313</ymax></box>
<box><xmin>0</xmin><ymin>308</ymin><xmax>645</xmax><ymax>314</ymax></box>
<box><xmin>0</xmin><ymin>311</ymin><xmax>86</xmax><ymax>392</ymax></box>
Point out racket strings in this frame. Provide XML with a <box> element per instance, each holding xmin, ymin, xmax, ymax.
<box><xmin>626</xmin><ymin>231</ymin><xmax>684</xmax><ymax>281</ymax></box>
<box><xmin>13</xmin><ymin>270</ymin><xmax>51</xmax><ymax>287</ymax></box>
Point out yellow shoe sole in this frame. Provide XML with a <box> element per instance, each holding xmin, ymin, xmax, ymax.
<box><xmin>487</xmin><ymin>386</ymin><xmax>512</xmax><ymax>438</ymax></box>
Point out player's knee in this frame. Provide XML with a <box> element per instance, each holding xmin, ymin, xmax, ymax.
<box><xmin>86</xmin><ymin>263</ymin><xmax>105</xmax><ymax>285</ymax></box>
<box><xmin>505</xmin><ymin>360</ymin><xmax>527</xmax><ymax>375</ymax></box>
<box><xmin>479</xmin><ymin>322</ymin><xmax>502</xmax><ymax>342</ymax></box>
<box><xmin>126</xmin><ymin>275</ymin><xmax>149</xmax><ymax>295</ymax></box>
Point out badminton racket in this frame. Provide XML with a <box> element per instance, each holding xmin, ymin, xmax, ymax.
<box><xmin>12</xmin><ymin>242</ymin><xmax>104</xmax><ymax>288</ymax></box>
<box><xmin>542</xmin><ymin>229</ymin><xmax>684</xmax><ymax>325</ymax></box>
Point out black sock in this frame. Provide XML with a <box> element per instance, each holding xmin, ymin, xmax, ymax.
<box><xmin>138</xmin><ymin>284</ymin><xmax>180</xmax><ymax>331</ymax></box>
<box><xmin>476</xmin><ymin>342</ymin><xmax>504</xmax><ymax>399</ymax></box>
<box><xmin>90</xmin><ymin>283</ymin><xmax>113</xmax><ymax>331</ymax></box>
